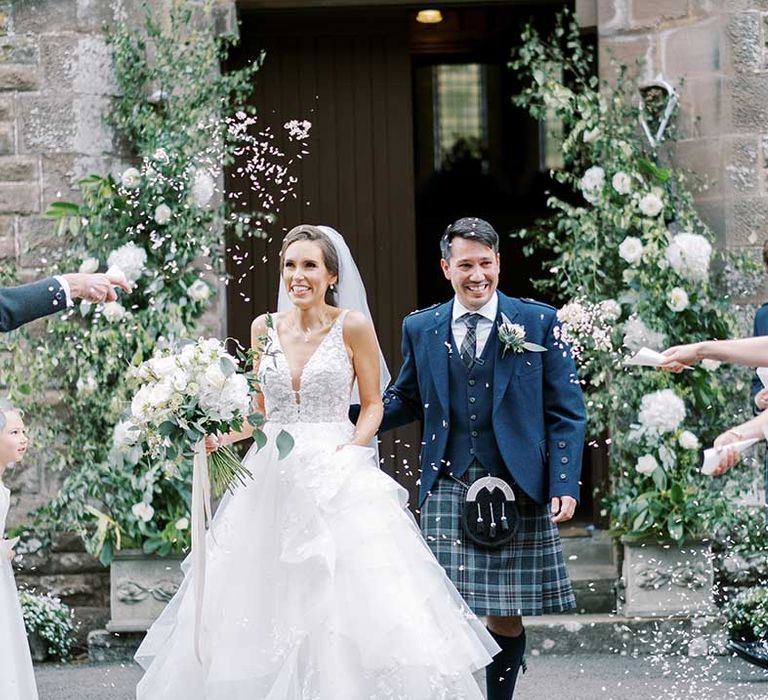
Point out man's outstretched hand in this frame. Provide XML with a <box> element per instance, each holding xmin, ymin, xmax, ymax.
<box><xmin>62</xmin><ymin>272</ymin><xmax>132</xmax><ymax>303</ymax></box>
<box><xmin>551</xmin><ymin>496</ymin><xmax>576</xmax><ymax>524</ymax></box>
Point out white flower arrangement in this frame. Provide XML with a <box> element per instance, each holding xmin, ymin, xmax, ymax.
<box><xmin>120</xmin><ymin>167</ymin><xmax>141</xmax><ymax>189</ymax></box>
<box><xmin>598</xmin><ymin>298</ymin><xmax>622</xmax><ymax>321</ymax></box>
<box><xmin>580</xmin><ymin>165</ymin><xmax>605</xmax><ymax>203</ymax></box>
<box><xmin>637</xmin><ymin>389</ymin><xmax>686</xmax><ymax>436</ymax></box>
<box><xmin>154</xmin><ymin>203</ymin><xmax>172</xmax><ymax>225</ymax></box>
<box><xmin>18</xmin><ymin>590</ymin><xmax>76</xmax><ymax>661</ymax></box>
<box><xmin>666</xmin><ymin>287</ymin><xmax>689</xmax><ymax>312</ymax></box>
<box><xmin>665</xmin><ymin>232</ymin><xmax>712</xmax><ymax>283</ymax></box>
<box><xmin>636</xmin><ymin>454</ymin><xmax>659</xmax><ymax>476</ymax></box>
<box><xmin>107</xmin><ymin>241</ymin><xmax>147</xmax><ymax>283</ymax></box>
<box><xmin>701</xmin><ymin>358</ymin><xmax>722</xmax><ymax>371</ymax></box>
<box><xmin>638</xmin><ymin>191</ymin><xmax>663</xmax><ymax>217</ymax></box>
<box><xmin>622</xmin><ymin>316</ymin><xmax>666</xmax><ymax>353</ymax></box>
<box><xmin>618</xmin><ymin>236</ymin><xmax>643</xmax><ymax>264</ymax></box>
<box><xmin>555</xmin><ymin>298</ymin><xmax>615</xmax><ymax>365</ymax></box>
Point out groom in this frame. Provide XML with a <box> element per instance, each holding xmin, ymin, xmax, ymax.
<box><xmin>377</xmin><ymin>218</ymin><xmax>586</xmax><ymax>699</ymax></box>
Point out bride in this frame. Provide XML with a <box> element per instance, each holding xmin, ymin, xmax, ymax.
<box><xmin>135</xmin><ymin>225</ymin><xmax>499</xmax><ymax>698</ymax></box>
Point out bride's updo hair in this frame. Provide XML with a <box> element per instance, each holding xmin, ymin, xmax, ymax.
<box><xmin>281</xmin><ymin>225</ymin><xmax>340</xmax><ymax>306</ymax></box>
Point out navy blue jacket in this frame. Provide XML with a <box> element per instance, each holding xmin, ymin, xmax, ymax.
<box><xmin>0</xmin><ymin>277</ymin><xmax>66</xmax><ymax>332</ymax></box>
<box><xmin>751</xmin><ymin>303</ymin><xmax>768</xmax><ymax>411</ymax></box>
<box><xmin>379</xmin><ymin>292</ymin><xmax>587</xmax><ymax>506</ymax></box>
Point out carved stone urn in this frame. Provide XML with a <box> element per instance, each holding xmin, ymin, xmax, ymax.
<box><xmin>617</xmin><ymin>539</ymin><xmax>715</xmax><ymax>618</ymax></box>
<box><xmin>107</xmin><ymin>550</ymin><xmax>185</xmax><ymax>632</ymax></box>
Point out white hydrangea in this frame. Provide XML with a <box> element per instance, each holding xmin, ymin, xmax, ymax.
<box><xmin>191</xmin><ymin>169</ymin><xmax>216</xmax><ymax>208</ymax></box>
<box><xmin>599</xmin><ymin>298</ymin><xmax>622</xmax><ymax>321</ymax></box>
<box><xmin>638</xmin><ymin>389</ymin><xmax>686</xmax><ymax>436</ymax></box>
<box><xmin>102</xmin><ymin>301</ymin><xmax>126</xmax><ymax>323</ymax></box>
<box><xmin>107</xmin><ymin>242</ymin><xmax>147</xmax><ymax>283</ymax></box>
<box><xmin>679</xmin><ymin>430</ymin><xmax>700</xmax><ymax>450</ymax></box>
<box><xmin>638</xmin><ymin>192</ymin><xmax>663</xmax><ymax>217</ymax></box>
<box><xmin>78</xmin><ymin>256</ymin><xmax>99</xmax><ymax>274</ymax></box>
<box><xmin>667</xmin><ymin>287</ymin><xmax>689</xmax><ymax>313</ymax></box>
<box><xmin>154</xmin><ymin>203</ymin><xmax>172</xmax><ymax>225</ymax></box>
<box><xmin>113</xmin><ymin>420</ymin><xmax>139</xmax><ymax>450</ymax></box>
<box><xmin>131</xmin><ymin>502</ymin><xmax>154</xmax><ymax>523</ymax></box>
<box><xmin>617</xmin><ymin>141</ymin><xmax>633</xmax><ymax>158</ymax></box>
<box><xmin>636</xmin><ymin>454</ymin><xmax>659</xmax><ymax>476</ymax></box>
<box><xmin>188</xmin><ymin>279</ymin><xmax>211</xmax><ymax>302</ymax></box>
<box><xmin>580</xmin><ymin>166</ymin><xmax>605</xmax><ymax>203</ymax></box>
<box><xmin>120</xmin><ymin>167</ymin><xmax>141</xmax><ymax>189</ymax></box>
<box><xmin>701</xmin><ymin>359</ymin><xmax>722</xmax><ymax>371</ymax></box>
<box><xmin>619</xmin><ymin>236</ymin><xmax>643</xmax><ymax>265</ymax></box>
<box><xmin>665</xmin><ymin>232</ymin><xmax>712</xmax><ymax>283</ymax></box>
<box><xmin>622</xmin><ymin>316</ymin><xmax>666</xmax><ymax>352</ymax></box>
<box><xmin>612</xmin><ymin>171</ymin><xmax>632</xmax><ymax>195</ymax></box>
<box><xmin>198</xmin><ymin>371</ymin><xmax>250</xmax><ymax>422</ymax></box>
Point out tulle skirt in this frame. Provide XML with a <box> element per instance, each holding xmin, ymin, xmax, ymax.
<box><xmin>0</xmin><ymin>560</ymin><xmax>38</xmax><ymax>700</ymax></box>
<box><xmin>136</xmin><ymin>421</ymin><xmax>498</xmax><ymax>699</ymax></box>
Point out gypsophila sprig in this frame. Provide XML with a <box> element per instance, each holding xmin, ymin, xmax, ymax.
<box><xmin>19</xmin><ymin>590</ymin><xmax>77</xmax><ymax>661</ymax></box>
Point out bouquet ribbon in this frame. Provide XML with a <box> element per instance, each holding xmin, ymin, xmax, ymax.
<box><xmin>192</xmin><ymin>438</ymin><xmax>214</xmax><ymax>665</ymax></box>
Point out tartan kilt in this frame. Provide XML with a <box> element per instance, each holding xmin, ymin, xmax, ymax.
<box><xmin>420</xmin><ymin>461</ymin><xmax>576</xmax><ymax>617</ymax></box>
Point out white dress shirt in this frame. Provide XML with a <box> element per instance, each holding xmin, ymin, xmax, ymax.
<box><xmin>53</xmin><ymin>275</ymin><xmax>73</xmax><ymax>307</ymax></box>
<box><xmin>451</xmin><ymin>293</ymin><xmax>498</xmax><ymax>358</ymax></box>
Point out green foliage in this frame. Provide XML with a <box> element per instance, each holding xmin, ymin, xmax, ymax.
<box><xmin>510</xmin><ymin>11</ymin><xmax>758</xmax><ymax>544</ymax></box>
<box><xmin>725</xmin><ymin>586</ymin><xmax>768</xmax><ymax>642</ymax></box>
<box><xmin>4</xmin><ymin>2</ymin><xmax>267</xmax><ymax>564</ymax></box>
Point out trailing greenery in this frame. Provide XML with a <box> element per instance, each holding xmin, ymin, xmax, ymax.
<box><xmin>510</xmin><ymin>11</ymin><xmax>759</xmax><ymax>544</ymax></box>
<box><xmin>5</xmin><ymin>2</ymin><xmax>268</xmax><ymax>565</ymax></box>
<box><xmin>725</xmin><ymin>586</ymin><xmax>768</xmax><ymax>642</ymax></box>
<box><xmin>19</xmin><ymin>590</ymin><xmax>77</xmax><ymax>661</ymax></box>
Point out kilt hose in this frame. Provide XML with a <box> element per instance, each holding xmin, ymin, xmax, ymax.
<box><xmin>420</xmin><ymin>461</ymin><xmax>576</xmax><ymax>617</ymax></box>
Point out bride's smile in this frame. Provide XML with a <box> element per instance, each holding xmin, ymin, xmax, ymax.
<box><xmin>282</xmin><ymin>239</ymin><xmax>337</xmax><ymax>309</ymax></box>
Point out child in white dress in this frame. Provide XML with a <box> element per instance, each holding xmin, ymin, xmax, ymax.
<box><xmin>0</xmin><ymin>401</ymin><xmax>38</xmax><ymax>700</ymax></box>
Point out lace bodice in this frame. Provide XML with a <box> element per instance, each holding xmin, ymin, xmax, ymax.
<box><xmin>258</xmin><ymin>311</ymin><xmax>354</xmax><ymax>424</ymax></box>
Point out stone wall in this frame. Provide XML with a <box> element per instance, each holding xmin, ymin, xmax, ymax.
<box><xmin>596</xmin><ymin>0</ymin><xmax>768</xmax><ymax>269</ymax></box>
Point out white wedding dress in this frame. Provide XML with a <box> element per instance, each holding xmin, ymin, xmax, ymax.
<box><xmin>136</xmin><ymin>311</ymin><xmax>498</xmax><ymax>699</ymax></box>
<box><xmin>0</xmin><ymin>483</ymin><xmax>38</xmax><ymax>700</ymax></box>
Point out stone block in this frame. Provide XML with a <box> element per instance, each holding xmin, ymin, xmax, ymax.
<box><xmin>0</xmin><ymin>64</ymin><xmax>39</xmax><ymax>91</ymax></box>
<box><xmin>0</xmin><ymin>36</ymin><xmax>38</xmax><ymax>64</ymax></box>
<box><xmin>728</xmin><ymin>196</ymin><xmax>768</xmax><ymax>247</ymax></box>
<box><xmin>599</xmin><ymin>34</ymin><xmax>655</xmax><ymax>83</ymax></box>
<box><xmin>0</xmin><ymin>181</ymin><xmax>39</xmax><ymax>214</ymax></box>
<box><xmin>39</xmin><ymin>36</ymin><xmax>76</xmax><ymax>93</ymax></box>
<box><xmin>87</xmin><ymin>629</ymin><xmax>144</xmax><ymax>664</ymax></box>
<box><xmin>18</xmin><ymin>95</ymin><xmax>76</xmax><ymax>153</ymax></box>
<box><xmin>17</xmin><ymin>215</ymin><xmax>58</xmax><ymax>267</ymax></box>
<box><xmin>73</xmin><ymin>95</ymin><xmax>114</xmax><ymax>155</ymax></box>
<box><xmin>0</xmin><ymin>213</ymin><xmax>13</xmax><ymax>258</ymax></box>
<box><xmin>629</xmin><ymin>0</ymin><xmax>689</xmax><ymax>28</ymax></box>
<box><xmin>722</xmin><ymin>135</ymin><xmax>761</xmax><ymax>196</ymax></box>
<box><xmin>694</xmin><ymin>199</ymin><xmax>727</xmax><ymax>245</ymax></box>
<box><xmin>0</xmin><ymin>155</ymin><xmax>37</xmax><ymax>181</ymax></box>
<box><xmin>0</xmin><ymin>121</ymin><xmax>13</xmax><ymax>154</ymax></box>
<box><xmin>727</xmin><ymin>12</ymin><xmax>762</xmax><ymax>72</ymax></box>
<box><xmin>73</xmin><ymin>36</ymin><xmax>118</xmax><ymax>96</ymax></box>
<box><xmin>42</xmin><ymin>153</ymin><xmax>78</xmax><ymax>206</ymax></box>
<box><xmin>0</xmin><ymin>96</ymin><xmax>13</xmax><ymax>121</ymax></box>
<box><xmin>660</xmin><ymin>17</ymin><xmax>723</xmax><ymax>77</ymax></box>
<box><xmin>597</xmin><ymin>0</ymin><xmax>628</xmax><ymax>34</ymax></box>
<box><xmin>576</xmin><ymin>0</ymin><xmax>598</xmax><ymax>28</ymax></box>
<box><xmin>728</xmin><ymin>73</ymin><xmax>768</xmax><ymax>132</ymax></box>
<box><xmin>670</xmin><ymin>139</ymin><xmax>722</xmax><ymax>199</ymax></box>
<box><xmin>685</xmin><ymin>75</ymin><xmax>724</xmax><ymax>140</ymax></box>
<box><xmin>76</xmin><ymin>0</ymin><xmax>117</xmax><ymax>33</ymax></box>
<box><xmin>13</xmin><ymin>0</ymin><xmax>78</xmax><ymax>34</ymax></box>
<box><xmin>16</xmin><ymin>573</ymin><xmax>109</xmax><ymax>607</ymax></box>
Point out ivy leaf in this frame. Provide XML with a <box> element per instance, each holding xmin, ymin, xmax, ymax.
<box><xmin>276</xmin><ymin>430</ymin><xmax>294</xmax><ymax>460</ymax></box>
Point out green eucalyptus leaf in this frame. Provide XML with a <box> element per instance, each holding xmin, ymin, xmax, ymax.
<box><xmin>276</xmin><ymin>430</ymin><xmax>295</xmax><ymax>460</ymax></box>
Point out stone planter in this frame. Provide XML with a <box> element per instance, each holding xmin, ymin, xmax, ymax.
<box><xmin>27</xmin><ymin>631</ymin><xmax>48</xmax><ymax>662</ymax></box>
<box><xmin>617</xmin><ymin>539</ymin><xmax>715</xmax><ymax>618</ymax></box>
<box><xmin>107</xmin><ymin>550</ymin><xmax>184</xmax><ymax>633</ymax></box>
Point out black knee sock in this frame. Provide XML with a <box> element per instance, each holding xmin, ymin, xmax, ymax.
<box><xmin>486</xmin><ymin>629</ymin><xmax>526</xmax><ymax>700</ymax></box>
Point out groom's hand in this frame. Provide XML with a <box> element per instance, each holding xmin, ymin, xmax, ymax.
<box><xmin>550</xmin><ymin>496</ymin><xmax>576</xmax><ymax>523</ymax></box>
<box><xmin>63</xmin><ymin>272</ymin><xmax>132</xmax><ymax>302</ymax></box>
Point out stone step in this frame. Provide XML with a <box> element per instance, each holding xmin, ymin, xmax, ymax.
<box><xmin>569</xmin><ymin>566</ymin><xmax>617</xmax><ymax>614</ymax></box>
<box><xmin>525</xmin><ymin>613</ymin><xmax>726</xmax><ymax>657</ymax></box>
<box><xmin>561</xmin><ymin>532</ymin><xmax>616</xmax><ymax>568</ymax></box>
<box><xmin>88</xmin><ymin>630</ymin><xmax>144</xmax><ymax>664</ymax></box>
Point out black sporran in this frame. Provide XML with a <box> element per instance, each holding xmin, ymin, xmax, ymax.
<box><xmin>460</xmin><ymin>476</ymin><xmax>519</xmax><ymax>548</ymax></box>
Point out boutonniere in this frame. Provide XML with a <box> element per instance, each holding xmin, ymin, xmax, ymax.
<box><xmin>497</xmin><ymin>314</ymin><xmax>547</xmax><ymax>358</ymax></box>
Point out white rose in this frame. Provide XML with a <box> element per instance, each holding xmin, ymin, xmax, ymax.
<box><xmin>154</xmin><ymin>203</ymin><xmax>172</xmax><ymax>225</ymax></box>
<box><xmin>638</xmin><ymin>192</ymin><xmax>663</xmax><ymax>217</ymax></box>
<box><xmin>102</xmin><ymin>301</ymin><xmax>126</xmax><ymax>323</ymax></box>
<box><xmin>679</xmin><ymin>430</ymin><xmax>700</xmax><ymax>450</ymax></box>
<box><xmin>131</xmin><ymin>502</ymin><xmax>154</xmax><ymax>523</ymax></box>
<box><xmin>120</xmin><ymin>167</ymin><xmax>141</xmax><ymax>189</ymax></box>
<box><xmin>667</xmin><ymin>287</ymin><xmax>689</xmax><ymax>313</ymax></box>
<box><xmin>147</xmin><ymin>381</ymin><xmax>173</xmax><ymax>407</ymax></box>
<box><xmin>131</xmin><ymin>385</ymin><xmax>154</xmax><ymax>420</ymax></box>
<box><xmin>148</xmin><ymin>356</ymin><xmax>177</xmax><ymax>379</ymax></box>
<box><xmin>113</xmin><ymin>420</ymin><xmax>139</xmax><ymax>450</ymax></box>
<box><xmin>203</xmin><ymin>364</ymin><xmax>227</xmax><ymax>390</ymax></box>
<box><xmin>170</xmin><ymin>368</ymin><xmax>189</xmax><ymax>392</ymax></box>
<box><xmin>191</xmin><ymin>170</ymin><xmax>216</xmax><ymax>208</ymax></box>
<box><xmin>583</xmin><ymin>127</ymin><xmax>600</xmax><ymax>143</ymax></box>
<box><xmin>612</xmin><ymin>172</ymin><xmax>632</xmax><ymax>195</ymax></box>
<box><xmin>175</xmin><ymin>517</ymin><xmax>189</xmax><ymax>531</ymax></box>
<box><xmin>636</xmin><ymin>454</ymin><xmax>659</xmax><ymax>476</ymax></box>
<box><xmin>188</xmin><ymin>279</ymin><xmax>211</xmax><ymax>302</ymax></box>
<box><xmin>580</xmin><ymin>166</ymin><xmax>605</xmax><ymax>203</ymax></box>
<box><xmin>638</xmin><ymin>389</ymin><xmax>686</xmax><ymax>436</ymax></box>
<box><xmin>619</xmin><ymin>236</ymin><xmax>643</xmax><ymax>265</ymax></box>
<box><xmin>617</xmin><ymin>141</ymin><xmax>633</xmax><ymax>158</ymax></box>
<box><xmin>701</xmin><ymin>359</ymin><xmax>722</xmax><ymax>371</ymax></box>
<box><xmin>79</xmin><ymin>256</ymin><xmax>99</xmax><ymax>274</ymax></box>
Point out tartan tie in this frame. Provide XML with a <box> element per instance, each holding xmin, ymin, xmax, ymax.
<box><xmin>459</xmin><ymin>313</ymin><xmax>481</xmax><ymax>368</ymax></box>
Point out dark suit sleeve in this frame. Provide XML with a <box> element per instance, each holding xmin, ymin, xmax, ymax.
<box><xmin>0</xmin><ymin>277</ymin><xmax>66</xmax><ymax>332</ymax></box>
<box><xmin>751</xmin><ymin>306</ymin><xmax>768</xmax><ymax>412</ymax></box>
<box><xmin>541</xmin><ymin>311</ymin><xmax>587</xmax><ymax>501</ymax></box>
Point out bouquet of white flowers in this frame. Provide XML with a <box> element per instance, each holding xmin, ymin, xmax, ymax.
<box><xmin>123</xmin><ymin>337</ymin><xmax>269</xmax><ymax>496</ymax></box>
